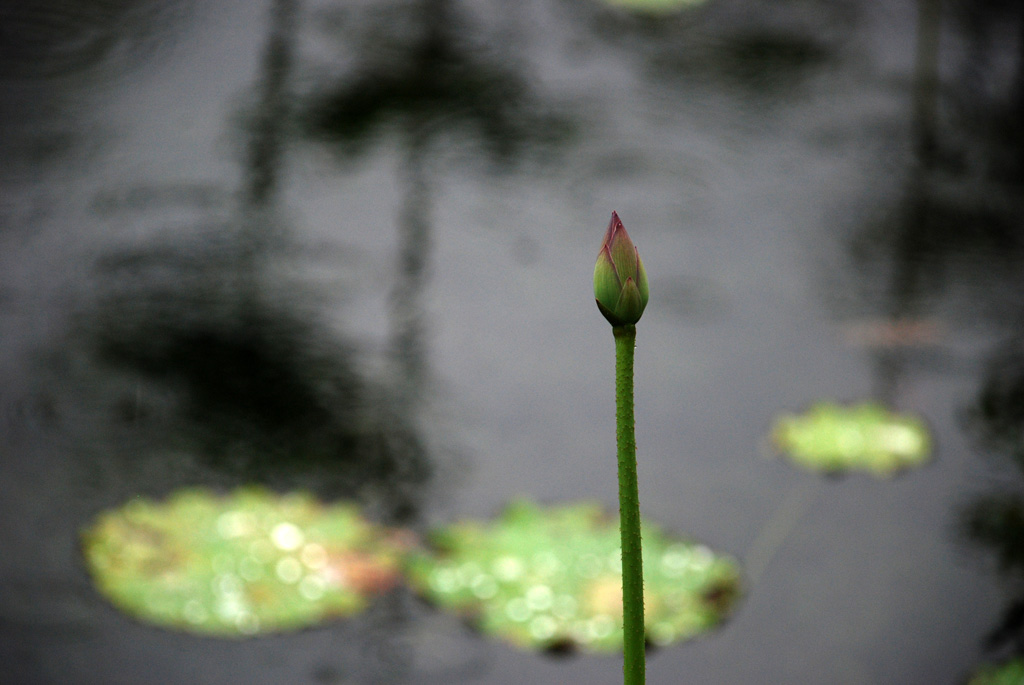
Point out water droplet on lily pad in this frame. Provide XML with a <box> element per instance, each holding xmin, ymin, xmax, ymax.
<box><xmin>81</xmin><ymin>486</ymin><xmax>407</xmax><ymax>637</ymax></box>
<box><xmin>405</xmin><ymin>500</ymin><xmax>741</xmax><ymax>653</ymax></box>
<box><xmin>770</xmin><ymin>401</ymin><xmax>931</xmax><ymax>477</ymax></box>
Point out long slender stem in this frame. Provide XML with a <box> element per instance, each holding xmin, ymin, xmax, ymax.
<box><xmin>614</xmin><ymin>324</ymin><xmax>645</xmax><ymax>685</ymax></box>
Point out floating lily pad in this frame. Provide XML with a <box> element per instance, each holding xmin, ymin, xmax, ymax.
<box><xmin>406</xmin><ymin>500</ymin><xmax>740</xmax><ymax>653</ymax></box>
<box><xmin>770</xmin><ymin>402</ymin><xmax>931</xmax><ymax>477</ymax></box>
<box><xmin>599</xmin><ymin>0</ymin><xmax>708</xmax><ymax>14</ymax></box>
<box><xmin>82</xmin><ymin>487</ymin><xmax>406</xmax><ymax>637</ymax></box>
<box><xmin>968</xmin><ymin>659</ymin><xmax>1024</xmax><ymax>685</ymax></box>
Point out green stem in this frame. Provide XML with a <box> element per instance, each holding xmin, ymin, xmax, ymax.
<box><xmin>613</xmin><ymin>324</ymin><xmax>645</xmax><ymax>685</ymax></box>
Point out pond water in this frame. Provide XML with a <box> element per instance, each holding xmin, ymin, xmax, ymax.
<box><xmin>2</xmin><ymin>0</ymin><xmax>1023</xmax><ymax>683</ymax></box>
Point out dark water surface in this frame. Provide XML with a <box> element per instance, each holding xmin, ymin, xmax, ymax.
<box><xmin>2</xmin><ymin>0</ymin><xmax>1023</xmax><ymax>683</ymax></box>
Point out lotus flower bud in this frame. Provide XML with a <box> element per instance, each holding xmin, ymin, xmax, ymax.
<box><xmin>594</xmin><ymin>212</ymin><xmax>649</xmax><ymax>327</ymax></box>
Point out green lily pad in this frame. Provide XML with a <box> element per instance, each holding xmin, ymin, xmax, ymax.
<box><xmin>770</xmin><ymin>402</ymin><xmax>931</xmax><ymax>477</ymax></box>
<box><xmin>406</xmin><ymin>500</ymin><xmax>741</xmax><ymax>653</ymax></box>
<box><xmin>968</xmin><ymin>659</ymin><xmax>1024</xmax><ymax>685</ymax></box>
<box><xmin>82</xmin><ymin>487</ymin><xmax>407</xmax><ymax>637</ymax></box>
<box><xmin>599</xmin><ymin>0</ymin><xmax>708</xmax><ymax>14</ymax></box>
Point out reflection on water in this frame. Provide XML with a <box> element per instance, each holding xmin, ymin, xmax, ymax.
<box><xmin>917</xmin><ymin>1</ymin><xmax>1024</xmax><ymax>673</ymax></box>
<box><xmin>241</xmin><ymin>0</ymin><xmax>297</xmax><ymax>212</ymax></box>
<box><xmin>84</xmin><ymin>271</ymin><xmax>383</xmax><ymax>487</ymax></box>
<box><xmin>953</xmin><ymin>0</ymin><xmax>1024</xmax><ymax>187</ymax></box>
<box><xmin>48</xmin><ymin>0</ymin><xmax>435</xmax><ymax>517</ymax></box>
<box><xmin>1</xmin><ymin>0</ymin><xmax>1024</xmax><ymax>682</ymax></box>
<box><xmin>302</xmin><ymin>0</ymin><xmax>570</xmax><ymax>409</ymax></box>
<box><xmin>0</xmin><ymin>0</ymin><xmax>183</xmax><ymax>80</ymax></box>
<box><xmin>962</xmin><ymin>339</ymin><xmax>1024</xmax><ymax>659</ymax></box>
<box><xmin>302</xmin><ymin>0</ymin><xmax>570</xmax><ymax>164</ymax></box>
<box><xmin>1</xmin><ymin>1</ymin><xmax>439</xmax><ymax>681</ymax></box>
<box><xmin>580</xmin><ymin>0</ymin><xmax>844</xmax><ymax>103</ymax></box>
<box><xmin>837</xmin><ymin>0</ymin><xmax>1024</xmax><ymax>406</ymax></box>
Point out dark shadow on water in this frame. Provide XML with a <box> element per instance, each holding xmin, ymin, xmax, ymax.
<box><xmin>835</xmin><ymin>0</ymin><xmax>1024</xmax><ymax>405</ymax></box>
<box><xmin>63</xmin><ymin>0</ymin><xmax>437</xmax><ymax>523</ymax></box>
<box><xmin>300</xmin><ymin>0</ymin><xmax>574</xmax><ymax>413</ymax></box>
<box><xmin>887</xmin><ymin>0</ymin><xmax>1024</xmax><ymax>669</ymax></box>
<box><xmin>555</xmin><ymin>0</ymin><xmax>848</xmax><ymax>102</ymax></box>
<box><xmin>28</xmin><ymin>207</ymin><xmax>433</xmax><ymax>526</ymax></box>
<box><xmin>301</xmin><ymin>0</ymin><xmax>573</xmax><ymax>168</ymax></box>
<box><xmin>0</xmin><ymin>0</ymin><xmax>186</xmax><ymax>81</ymax></box>
<box><xmin>961</xmin><ymin>337</ymin><xmax>1024</xmax><ymax>659</ymax></box>
<box><xmin>0</xmin><ymin>0</ymin><xmax>439</xmax><ymax>525</ymax></box>
<box><xmin>88</xmin><ymin>280</ymin><xmax>370</xmax><ymax>483</ymax></box>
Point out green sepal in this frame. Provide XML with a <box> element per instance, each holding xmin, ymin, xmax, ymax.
<box><xmin>616</xmin><ymin>278</ymin><xmax>645</xmax><ymax>325</ymax></box>
<box><xmin>594</xmin><ymin>247</ymin><xmax>624</xmax><ymax>319</ymax></box>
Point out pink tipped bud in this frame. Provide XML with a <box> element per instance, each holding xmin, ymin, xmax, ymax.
<box><xmin>594</xmin><ymin>212</ymin><xmax>649</xmax><ymax>326</ymax></box>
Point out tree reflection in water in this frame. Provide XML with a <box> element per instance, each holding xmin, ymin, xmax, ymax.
<box><xmin>962</xmin><ymin>342</ymin><xmax>1024</xmax><ymax>659</ymax></box>
<box><xmin>70</xmin><ymin>0</ymin><xmax>434</xmax><ymax>516</ymax></box>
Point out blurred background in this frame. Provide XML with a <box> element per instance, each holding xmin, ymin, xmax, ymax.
<box><xmin>1</xmin><ymin>0</ymin><xmax>1023</xmax><ymax>682</ymax></box>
